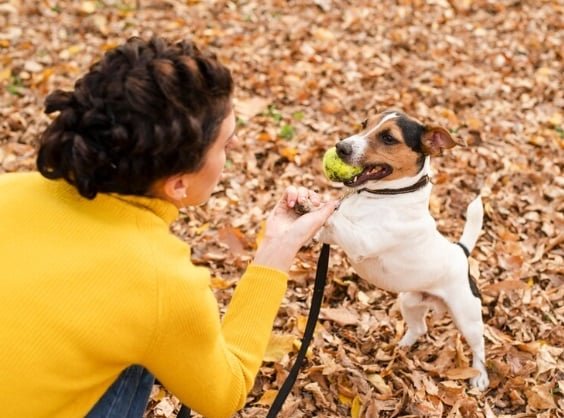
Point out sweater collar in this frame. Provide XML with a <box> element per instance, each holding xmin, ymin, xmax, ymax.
<box><xmin>48</xmin><ymin>177</ymin><xmax>180</xmax><ymax>225</ymax></box>
<box><xmin>111</xmin><ymin>194</ymin><xmax>179</xmax><ymax>225</ymax></box>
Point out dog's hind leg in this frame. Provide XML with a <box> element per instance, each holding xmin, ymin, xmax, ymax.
<box><xmin>442</xmin><ymin>287</ymin><xmax>489</xmax><ymax>390</ymax></box>
<box><xmin>397</xmin><ymin>292</ymin><xmax>431</xmax><ymax>347</ymax></box>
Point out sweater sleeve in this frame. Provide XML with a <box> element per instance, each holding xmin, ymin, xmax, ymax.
<box><xmin>142</xmin><ymin>257</ymin><xmax>288</xmax><ymax>418</ymax></box>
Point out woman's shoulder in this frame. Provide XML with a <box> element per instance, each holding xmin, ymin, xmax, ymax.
<box><xmin>0</xmin><ymin>170</ymin><xmax>43</xmax><ymax>187</ymax></box>
<box><xmin>137</xmin><ymin>223</ymin><xmax>211</xmax><ymax>285</ymax></box>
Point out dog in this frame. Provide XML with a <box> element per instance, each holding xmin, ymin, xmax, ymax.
<box><xmin>318</xmin><ymin>109</ymin><xmax>489</xmax><ymax>390</ymax></box>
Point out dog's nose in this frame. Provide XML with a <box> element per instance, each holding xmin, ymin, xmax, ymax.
<box><xmin>336</xmin><ymin>142</ymin><xmax>353</xmax><ymax>158</ymax></box>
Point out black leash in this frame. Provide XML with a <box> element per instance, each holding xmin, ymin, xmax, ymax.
<box><xmin>176</xmin><ymin>243</ymin><xmax>331</xmax><ymax>418</ymax></box>
<box><xmin>177</xmin><ymin>404</ymin><xmax>190</xmax><ymax>418</ymax></box>
<box><xmin>266</xmin><ymin>242</ymin><xmax>330</xmax><ymax>417</ymax></box>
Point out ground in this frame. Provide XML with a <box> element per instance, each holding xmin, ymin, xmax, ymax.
<box><xmin>0</xmin><ymin>0</ymin><xmax>562</xmax><ymax>417</ymax></box>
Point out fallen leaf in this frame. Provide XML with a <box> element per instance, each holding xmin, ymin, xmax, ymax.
<box><xmin>217</xmin><ymin>226</ymin><xmax>248</xmax><ymax>254</ymax></box>
<box><xmin>525</xmin><ymin>383</ymin><xmax>557</xmax><ymax>410</ymax></box>
<box><xmin>482</xmin><ymin>279</ymin><xmax>528</xmax><ymax>295</ymax></box>
<box><xmin>366</xmin><ymin>373</ymin><xmax>392</xmax><ymax>395</ymax></box>
<box><xmin>278</xmin><ymin>146</ymin><xmax>297</xmax><ymax>161</ymax></box>
<box><xmin>263</xmin><ymin>333</ymin><xmax>297</xmax><ymax>362</ymax></box>
<box><xmin>234</xmin><ymin>97</ymin><xmax>270</xmax><ymax>121</ymax></box>
<box><xmin>319</xmin><ymin>307</ymin><xmax>359</xmax><ymax>326</ymax></box>
<box><xmin>442</xmin><ymin>367</ymin><xmax>480</xmax><ymax>380</ymax></box>
<box><xmin>351</xmin><ymin>395</ymin><xmax>361</xmax><ymax>418</ymax></box>
<box><xmin>255</xmin><ymin>389</ymin><xmax>277</xmax><ymax>406</ymax></box>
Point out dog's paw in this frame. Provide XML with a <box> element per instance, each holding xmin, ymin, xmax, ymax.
<box><xmin>398</xmin><ymin>331</ymin><xmax>420</xmax><ymax>348</ymax></box>
<box><xmin>470</xmin><ymin>372</ymin><xmax>489</xmax><ymax>391</ymax></box>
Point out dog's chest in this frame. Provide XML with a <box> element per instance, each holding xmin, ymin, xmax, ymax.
<box><xmin>349</xmin><ymin>252</ymin><xmax>435</xmax><ymax>293</ymax></box>
<box><xmin>334</xmin><ymin>194</ymin><xmax>448</xmax><ymax>292</ymax></box>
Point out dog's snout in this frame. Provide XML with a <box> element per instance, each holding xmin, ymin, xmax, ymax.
<box><xmin>336</xmin><ymin>142</ymin><xmax>353</xmax><ymax>158</ymax></box>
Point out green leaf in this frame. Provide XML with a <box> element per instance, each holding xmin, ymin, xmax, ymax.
<box><xmin>292</xmin><ymin>111</ymin><xmax>305</xmax><ymax>121</ymax></box>
<box><xmin>279</xmin><ymin>124</ymin><xmax>295</xmax><ymax>140</ymax></box>
<box><xmin>6</xmin><ymin>76</ymin><xmax>24</xmax><ymax>97</ymax></box>
<box><xmin>266</xmin><ymin>105</ymin><xmax>282</xmax><ymax>123</ymax></box>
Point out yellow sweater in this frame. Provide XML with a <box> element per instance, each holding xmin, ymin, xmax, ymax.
<box><xmin>0</xmin><ymin>172</ymin><xmax>288</xmax><ymax>418</ymax></box>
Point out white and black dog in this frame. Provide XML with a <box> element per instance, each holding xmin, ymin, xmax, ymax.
<box><xmin>319</xmin><ymin>109</ymin><xmax>489</xmax><ymax>390</ymax></box>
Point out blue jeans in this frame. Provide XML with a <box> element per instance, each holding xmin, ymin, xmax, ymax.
<box><xmin>86</xmin><ymin>365</ymin><xmax>154</xmax><ymax>418</ymax></box>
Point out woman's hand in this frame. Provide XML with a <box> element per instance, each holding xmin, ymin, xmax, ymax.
<box><xmin>264</xmin><ymin>186</ymin><xmax>336</xmax><ymax>246</ymax></box>
<box><xmin>253</xmin><ymin>186</ymin><xmax>338</xmax><ymax>273</ymax></box>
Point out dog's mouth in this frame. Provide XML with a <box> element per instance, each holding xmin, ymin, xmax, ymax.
<box><xmin>344</xmin><ymin>164</ymin><xmax>392</xmax><ymax>187</ymax></box>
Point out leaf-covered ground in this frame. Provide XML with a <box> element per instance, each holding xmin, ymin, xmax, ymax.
<box><xmin>1</xmin><ymin>1</ymin><xmax>562</xmax><ymax>417</ymax></box>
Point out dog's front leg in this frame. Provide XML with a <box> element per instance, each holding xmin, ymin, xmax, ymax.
<box><xmin>318</xmin><ymin>212</ymin><xmax>384</xmax><ymax>263</ymax></box>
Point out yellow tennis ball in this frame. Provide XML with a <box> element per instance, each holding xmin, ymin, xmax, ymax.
<box><xmin>322</xmin><ymin>147</ymin><xmax>363</xmax><ymax>182</ymax></box>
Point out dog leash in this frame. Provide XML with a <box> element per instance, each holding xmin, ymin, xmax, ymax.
<box><xmin>265</xmin><ymin>242</ymin><xmax>330</xmax><ymax>417</ymax></box>
<box><xmin>177</xmin><ymin>243</ymin><xmax>331</xmax><ymax>418</ymax></box>
<box><xmin>177</xmin><ymin>403</ymin><xmax>190</xmax><ymax>418</ymax></box>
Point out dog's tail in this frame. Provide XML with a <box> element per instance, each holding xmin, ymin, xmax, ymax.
<box><xmin>458</xmin><ymin>195</ymin><xmax>484</xmax><ymax>253</ymax></box>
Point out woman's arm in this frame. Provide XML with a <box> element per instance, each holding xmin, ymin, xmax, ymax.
<box><xmin>143</xmin><ymin>187</ymin><xmax>337</xmax><ymax>418</ymax></box>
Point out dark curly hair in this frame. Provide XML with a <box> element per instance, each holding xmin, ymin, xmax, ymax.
<box><xmin>37</xmin><ymin>36</ymin><xmax>234</xmax><ymax>199</ymax></box>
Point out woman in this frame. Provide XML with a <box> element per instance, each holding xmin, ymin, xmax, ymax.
<box><xmin>0</xmin><ymin>36</ymin><xmax>336</xmax><ymax>418</ymax></box>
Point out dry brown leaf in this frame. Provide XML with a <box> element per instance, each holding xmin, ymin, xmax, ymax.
<box><xmin>217</xmin><ymin>226</ymin><xmax>249</xmax><ymax>254</ymax></box>
<box><xmin>442</xmin><ymin>367</ymin><xmax>480</xmax><ymax>380</ymax></box>
<box><xmin>438</xmin><ymin>381</ymin><xmax>466</xmax><ymax>406</ymax></box>
<box><xmin>525</xmin><ymin>382</ymin><xmax>557</xmax><ymax>410</ymax></box>
<box><xmin>536</xmin><ymin>344</ymin><xmax>561</xmax><ymax>375</ymax></box>
<box><xmin>482</xmin><ymin>279</ymin><xmax>529</xmax><ymax>295</ymax></box>
<box><xmin>4</xmin><ymin>2</ymin><xmax>563</xmax><ymax>417</ymax></box>
<box><xmin>366</xmin><ymin>374</ymin><xmax>392</xmax><ymax>396</ymax></box>
<box><xmin>234</xmin><ymin>97</ymin><xmax>270</xmax><ymax>122</ymax></box>
<box><xmin>319</xmin><ymin>307</ymin><xmax>359</xmax><ymax>326</ymax></box>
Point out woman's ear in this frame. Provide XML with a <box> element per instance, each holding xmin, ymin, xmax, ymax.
<box><xmin>162</xmin><ymin>174</ymin><xmax>188</xmax><ymax>202</ymax></box>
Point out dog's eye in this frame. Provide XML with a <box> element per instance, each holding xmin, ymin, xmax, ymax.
<box><xmin>380</xmin><ymin>132</ymin><xmax>399</xmax><ymax>145</ymax></box>
<box><xmin>361</xmin><ymin>119</ymin><xmax>368</xmax><ymax>129</ymax></box>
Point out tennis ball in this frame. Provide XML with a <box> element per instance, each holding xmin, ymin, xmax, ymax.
<box><xmin>322</xmin><ymin>147</ymin><xmax>363</xmax><ymax>182</ymax></box>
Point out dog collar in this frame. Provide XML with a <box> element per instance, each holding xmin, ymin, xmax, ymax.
<box><xmin>357</xmin><ymin>174</ymin><xmax>431</xmax><ymax>195</ymax></box>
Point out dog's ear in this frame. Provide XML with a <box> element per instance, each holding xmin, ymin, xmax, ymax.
<box><xmin>421</xmin><ymin>126</ymin><xmax>463</xmax><ymax>156</ymax></box>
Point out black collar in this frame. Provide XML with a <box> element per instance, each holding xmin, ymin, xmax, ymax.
<box><xmin>357</xmin><ymin>174</ymin><xmax>430</xmax><ymax>195</ymax></box>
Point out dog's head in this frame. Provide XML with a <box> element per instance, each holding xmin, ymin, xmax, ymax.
<box><xmin>336</xmin><ymin>109</ymin><xmax>463</xmax><ymax>187</ymax></box>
